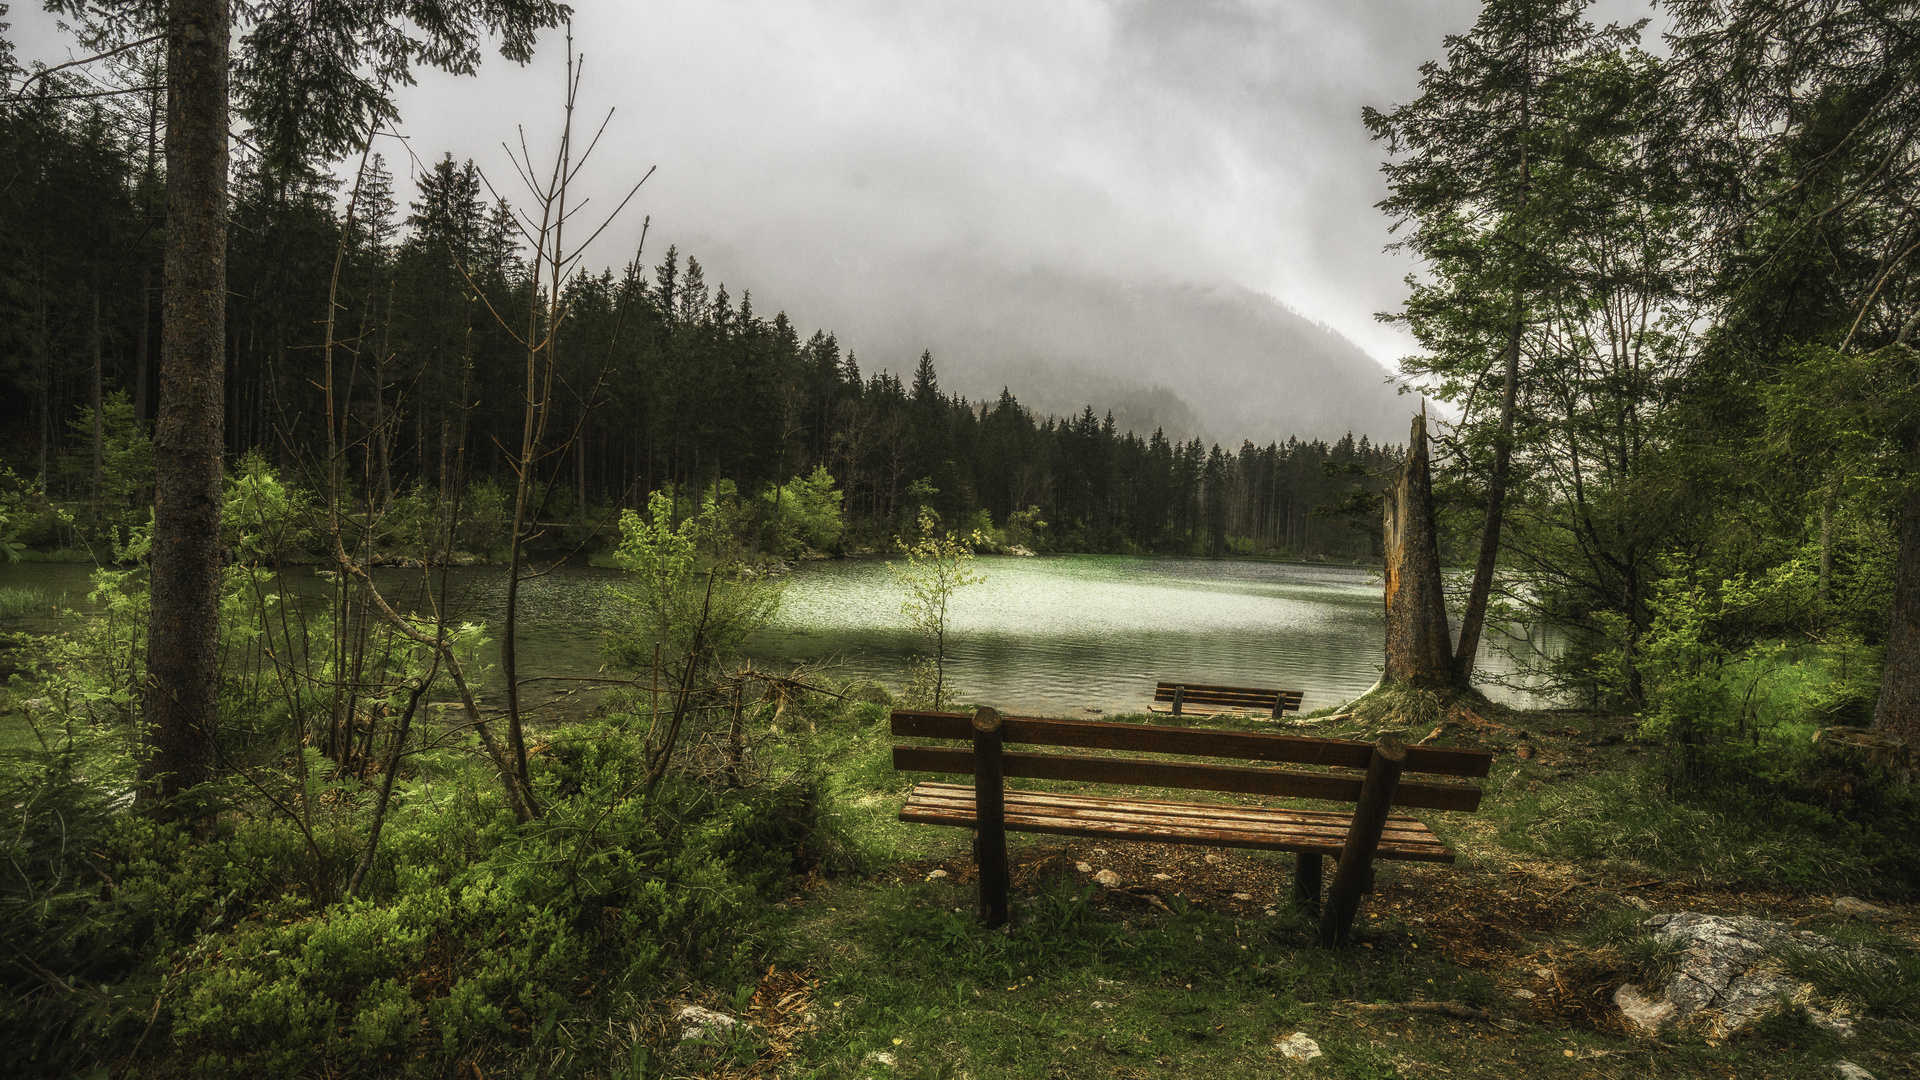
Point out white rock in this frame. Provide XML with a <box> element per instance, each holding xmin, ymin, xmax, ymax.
<box><xmin>1205</xmin><ymin>852</ymin><xmax>1226</xmax><ymax>865</ymax></box>
<box><xmin>676</xmin><ymin>1005</ymin><xmax>745</xmax><ymax>1044</ymax></box>
<box><xmin>1613</xmin><ymin>985</ymin><xmax>1676</xmax><ymax>1033</ymax></box>
<box><xmin>1152</xmin><ymin>873</ymin><xmax>1173</xmax><ymax>881</ymax></box>
<box><xmin>1833</xmin><ymin>897</ymin><xmax>1894</xmax><ymax>921</ymax></box>
<box><xmin>1090</xmin><ymin>1000</ymin><xmax>1112</xmax><ymax>1009</ymax></box>
<box><xmin>1512</xmin><ymin>989</ymin><xmax>1536</xmax><ymax>1001</ymax></box>
<box><xmin>1093</xmin><ymin>869</ymin><xmax>1122</xmax><ymax>887</ymax></box>
<box><xmin>1232</xmin><ymin>892</ymin><xmax>1254</xmax><ymax>901</ymax></box>
<box><xmin>864</xmin><ymin>1050</ymin><xmax>897</xmax><ymax>1068</ymax></box>
<box><xmin>1075</xmin><ymin>861</ymin><xmax>1092</xmax><ymax>873</ymax></box>
<box><xmin>1832</xmin><ymin>1062</ymin><xmax>1874</xmax><ymax>1080</ymax></box>
<box><xmin>1274</xmin><ymin>1032</ymin><xmax>1322</xmax><ymax>1061</ymax></box>
<box><xmin>926</xmin><ymin>869</ymin><xmax>948</xmax><ymax>880</ymax></box>
<box><xmin>1615</xmin><ymin>912</ymin><xmax>1888</xmax><ymax>1039</ymax></box>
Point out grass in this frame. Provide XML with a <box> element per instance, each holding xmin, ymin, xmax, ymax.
<box><xmin>0</xmin><ymin>586</ymin><xmax>49</xmax><ymax>617</ymax></box>
<box><xmin>6</xmin><ymin>663</ymin><xmax>1919</xmax><ymax>1079</ymax></box>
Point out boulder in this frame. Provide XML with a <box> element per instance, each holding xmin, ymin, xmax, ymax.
<box><xmin>1612</xmin><ymin>912</ymin><xmax>1885</xmax><ymax>1040</ymax></box>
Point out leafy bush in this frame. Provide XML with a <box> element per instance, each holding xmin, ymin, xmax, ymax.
<box><xmin>604</xmin><ymin>490</ymin><xmax>782</xmax><ymax>675</ymax></box>
<box><xmin>758</xmin><ymin>466</ymin><xmax>846</xmax><ymax>557</ymax></box>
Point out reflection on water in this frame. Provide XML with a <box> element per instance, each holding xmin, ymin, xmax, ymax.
<box><xmin>753</xmin><ymin>554</ymin><xmax>1544</xmax><ymax>716</ymax></box>
<box><xmin>0</xmin><ymin>554</ymin><xmax>1555</xmax><ymax>719</ymax></box>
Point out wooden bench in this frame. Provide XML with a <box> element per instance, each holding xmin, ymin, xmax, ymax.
<box><xmin>1150</xmin><ymin>681</ymin><xmax>1304</xmax><ymax>718</ymax></box>
<box><xmin>891</xmin><ymin>707</ymin><xmax>1492</xmax><ymax>946</ymax></box>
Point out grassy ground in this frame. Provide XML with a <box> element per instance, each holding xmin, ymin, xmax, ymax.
<box><xmin>680</xmin><ymin>703</ymin><xmax>1920</xmax><ymax>1080</ymax></box>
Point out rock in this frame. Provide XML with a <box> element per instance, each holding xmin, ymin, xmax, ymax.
<box><xmin>1152</xmin><ymin>873</ymin><xmax>1173</xmax><ymax>882</ymax></box>
<box><xmin>1204</xmin><ymin>852</ymin><xmax>1225</xmax><ymax>865</ymax></box>
<box><xmin>1626</xmin><ymin>895</ymin><xmax>1652</xmax><ymax>911</ymax></box>
<box><xmin>1232</xmin><ymin>892</ymin><xmax>1254</xmax><ymax>901</ymax></box>
<box><xmin>675</xmin><ymin>1004</ymin><xmax>748</xmax><ymax>1053</ymax></box>
<box><xmin>1274</xmin><ymin>1032</ymin><xmax>1322</xmax><ymax>1061</ymax></box>
<box><xmin>926</xmin><ymin>869</ymin><xmax>948</xmax><ymax>880</ymax></box>
<box><xmin>1833</xmin><ymin>896</ymin><xmax>1895</xmax><ymax>921</ymax></box>
<box><xmin>864</xmin><ymin>1050</ymin><xmax>897</xmax><ymax>1068</ymax></box>
<box><xmin>1075</xmin><ymin>861</ymin><xmax>1092</xmax><ymax>873</ymax></box>
<box><xmin>1613</xmin><ymin>984</ymin><xmax>1677</xmax><ymax>1032</ymax></box>
<box><xmin>1613</xmin><ymin>912</ymin><xmax>1886</xmax><ymax>1040</ymax></box>
<box><xmin>1093</xmin><ymin>869</ymin><xmax>1122</xmax><ymax>887</ymax></box>
<box><xmin>1511</xmin><ymin>988</ymin><xmax>1536</xmax><ymax>1001</ymax></box>
<box><xmin>1091</xmin><ymin>1000</ymin><xmax>1112</xmax><ymax>1009</ymax></box>
<box><xmin>1832</xmin><ymin>1062</ymin><xmax>1874</xmax><ymax>1080</ymax></box>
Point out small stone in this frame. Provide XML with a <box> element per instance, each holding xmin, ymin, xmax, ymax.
<box><xmin>1512</xmin><ymin>989</ymin><xmax>1536</xmax><ymax>1000</ymax></box>
<box><xmin>1833</xmin><ymin>897</ymin><xmax>1894</xmax><ymax>921</ymax></box>
<box><xmin>1626</xmin><ymin>895</ymin><xmax>1651</xmax><ymax>911</ymax></box>
<box><xmin>1832</xmin><ymin>1062</ymin><xmax>1874</xmax><ymax>1080</ymax></box>
<box><xmin>1274</xmin><ymin>1032</ymin><xmax>1321</xmax><ymax>1061</ymax></box>
<box><xmin>1204</xmin><ymin>852</ymin><xmax>1225</xmax><ymax>865</ymax></box>
<box><xmin>1091</xmin><ymin>1000</ymin><xmax>1112</xmax><ymax>1009</ymax></box>
<box><xmin>1614</xmin><ymin>984</ymin><xmax>1677</xmax><ymax>1035</ymax></box>
<box><xmin>1093</xmin><ymin>869</ymin><xmax>1122</xmax><ymax>887</ymax></box>
<box><xmin>1232</xmin><ymin>892</ymin><xmax>1254</xmax><ymax>901</ymax></box>
<box><xmin>676</xmin><ymin>1004</ymin><xmax>745</xmax><ymax>1044</ymax></box>
<box><xmin>1533</xmin><ymin>967</ymin><xmax>1553</xmax><ymax>980</ymax></box>
<box><xmin>865</xmin><ymin>1050</ymin><xmax>897</xmax><ymax>1068</ymax></box>
<box><xmin>1075</xmin><ymin>861</ymin><xmax>1092</xmax><ymax>873</ymax></box>
<box><xmin>1093</xmin><ymin>848</ymin><xmax>1109</xmax><ymax>855</ymax></box>
<box><xmin>1152</xmin><ymin>873</ymin><xmax>1173</xmax><ymax>882</ymax></box>
<box><xmin>926</xmin><ymin>869</ymin><xmax>948</xmax><ymax>880</ymax></box>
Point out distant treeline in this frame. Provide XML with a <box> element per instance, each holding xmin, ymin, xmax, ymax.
<box><xmin>0</xmin><ymin>92</ymin><xmax>1394</xmax><ymax>559</ymax></box>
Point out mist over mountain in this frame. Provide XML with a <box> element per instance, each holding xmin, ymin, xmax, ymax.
<box><xmin>695</xmin><ymin>251</ymin><xmax>1413</xmax><ymax>447</ymax></box>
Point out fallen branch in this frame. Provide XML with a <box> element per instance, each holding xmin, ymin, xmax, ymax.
<box><xmin>1340</xmin><ymin>1000</ymin><xmax>1518</xmax><ymax>1026</ymax></box>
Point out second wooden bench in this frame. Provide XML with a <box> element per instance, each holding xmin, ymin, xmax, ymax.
<box><xmin>891</xmin><ymin>707</ymin><xmax>1492</xmax><ymax>946</ymax></box>
<box><xmin>1150</xmin><ymin>681</ymin><xmax>1304</xmax><ymax>718</ymax></box>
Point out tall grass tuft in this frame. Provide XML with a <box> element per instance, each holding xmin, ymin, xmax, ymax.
<box><xmin>0</xmin><ymin>587</ymin><xmax>48</xmax><ymax>617</ymax></box>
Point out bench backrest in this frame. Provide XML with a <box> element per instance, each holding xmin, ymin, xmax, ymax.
<box><xmin>1153</xmin><ymin>682</ymin><xmax>1304</xmax><ymax>714</ymax></box>
<box><xmin>891</xmin><ymin>709</ymin><xmax>1491</xmax><ymax>813</ymax></box>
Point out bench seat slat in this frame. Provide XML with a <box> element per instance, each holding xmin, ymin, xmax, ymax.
<box><xmin>901</xmin><ymin>783</ymin><xmax>1457</xmax><ymax>863</ymax></box>
<box><xmin>892</xmin><ymin>745</ymin><xmax>1484</xmax><ymax>812</ymax></box>
<box><xmin>890</xmin><ymin>711</ymin><xmax>1492</xmax><ymax>778</ymax></box>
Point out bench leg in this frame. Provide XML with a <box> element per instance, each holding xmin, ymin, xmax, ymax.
<box><xmin>973</xmin><ymin>708</ymin><xmax>1009</xmax><ymax>928</ymax></box>
<box><xmin>1292</xmin><ymin>852</ymin><xmax>1323</xmax><ymax>914</ymax></box>
<box><xmin>1319</xmin><ymin>735</ymin><xmax>1407</xmax><ymax>947</ymax></box>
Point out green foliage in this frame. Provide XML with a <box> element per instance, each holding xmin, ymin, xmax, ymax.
<box><xmin>604</xmin><ymin>490</ymin><xmax>783</xmax><ymax>673</ymax></box>
<box><xmin>223</xmin><ymin>452</ymin><xmax>318</xmax><ymax>561</ymax></box>
<box><xmin>889</xmin><ymin>508</ymin><xmax>986</xmax><ymax>710</ymax></box>
<box><xmin>759</xmin><ymin>465</ymin><xmax>846</xmax><ymax>557</ymax></box>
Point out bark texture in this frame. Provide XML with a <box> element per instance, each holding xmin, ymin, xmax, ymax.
<box><xmin>144</xmin><ymin>0</ymin><xmax>229</xmax><ymax>802</ymax></box>
<box><xmin>1874</xmin><ymin>483</ymin><xmax>1920</xmax><ymax>742</ymax></box>
<box><xmin>1383</xmin><ymin>414</ymin><xmax>1455</xmax><ymax>688</ymax></box>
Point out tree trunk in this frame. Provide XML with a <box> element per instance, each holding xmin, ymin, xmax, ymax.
<box><xmin>135</xmin><ymin>264</ymin><xmax>151</xmax><ymax>432</ymax></box>
<box><xmin>91</xmin><ymin>281</ymin><xmax>103</xmax><ymax>514</ymax></box>
<box><xmin>1874</xmin><ymin>481</ymin><xmax>1920</xmax><ymax>742</ymax></box>
<box><xmin>144</xmin><ymin>0</ymin><xmax>229</xmax><ymax>807</ymax></box>
<box><xmin>1382</xmin><ymin>414</ymin><xmax>1455</xmax><ymax>688</ymax></box>
<box><xmin>1453</xmin><ymin>309</ymin><xmax>1523</xmax><ymax>683</ymax></box>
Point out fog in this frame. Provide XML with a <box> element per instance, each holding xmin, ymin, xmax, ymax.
<box><xmin>7</xmin><ymin>0</ymin><xmax>1668</xmax><ymax>445</ymax></box>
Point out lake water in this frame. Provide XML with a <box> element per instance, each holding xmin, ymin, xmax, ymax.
<box><xmin>0</xmin><ymin>554</ymin><xmax>1548</xmax><ymax>719</ymax></box>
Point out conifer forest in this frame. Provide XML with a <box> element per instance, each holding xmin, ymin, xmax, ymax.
<box><xmin>4</xmin><ymin>2</ymin><xmax>1920</xmax><ymax>1079</ymax></box>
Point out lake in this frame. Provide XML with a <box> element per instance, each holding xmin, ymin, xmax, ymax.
<box><xmin>0</xmin><ymin>554</ymin><xmax>1550</xmax><ymax>719</ymax></box>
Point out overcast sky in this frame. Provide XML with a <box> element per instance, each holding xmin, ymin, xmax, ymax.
<box><xmin>9</xmin><ymin>0</ymin><xmax>1665</xmax><ymax>376</ymax></box>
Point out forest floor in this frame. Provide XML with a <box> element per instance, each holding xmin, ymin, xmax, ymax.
<box><xmin>667</xmin><ymin>713</ymin><xmax>1920</xmax><ymax>1080</ymax></box>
